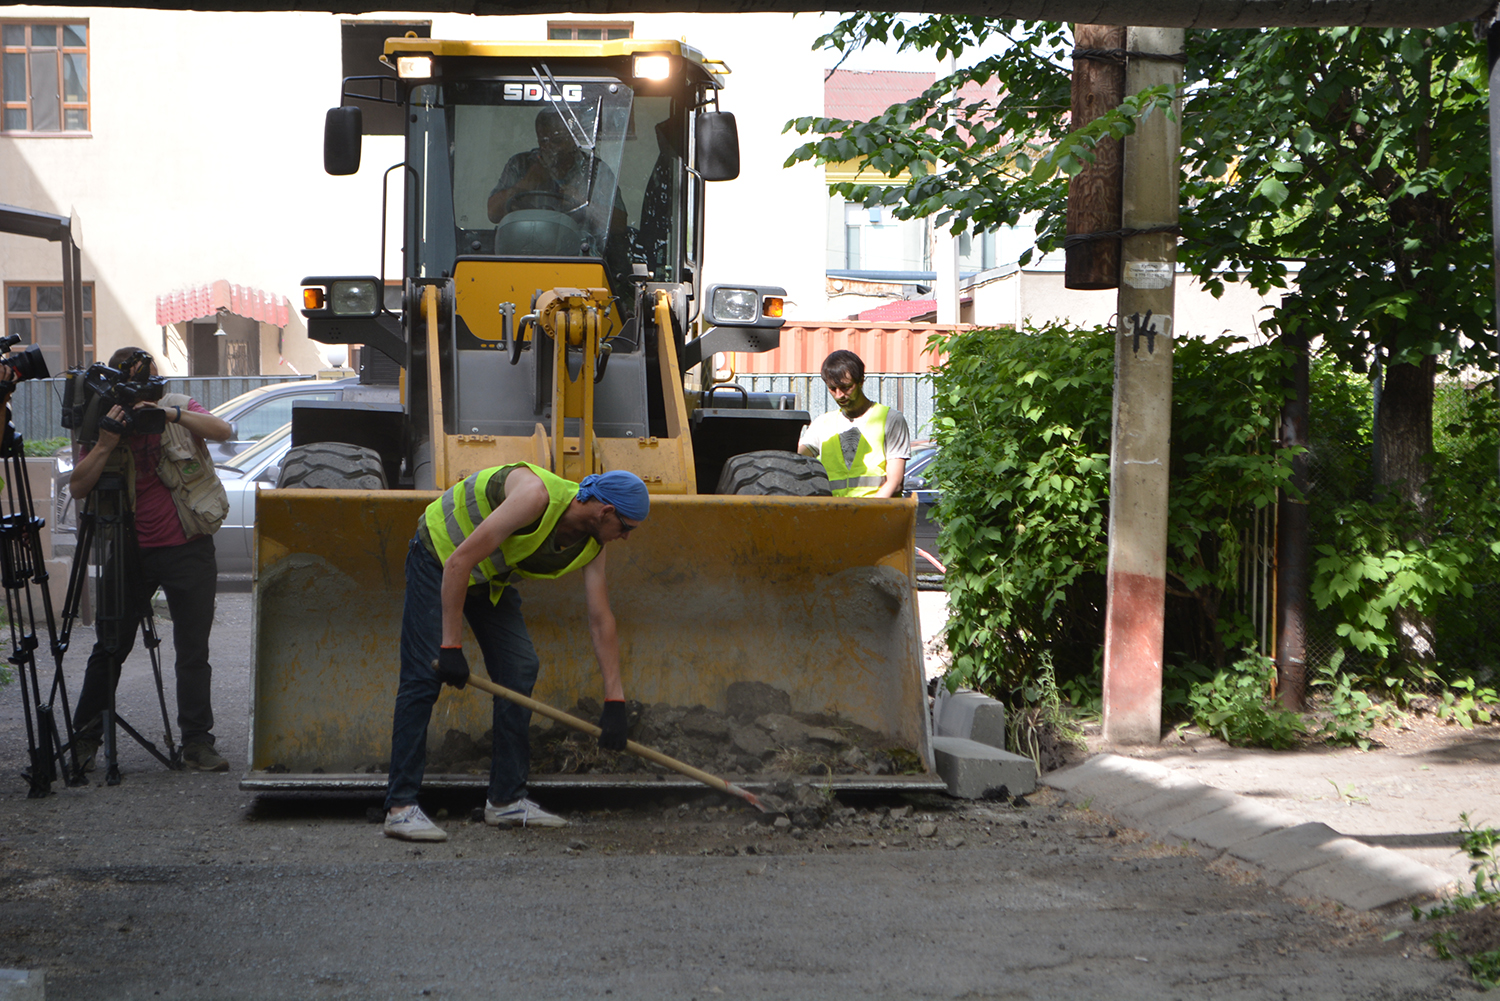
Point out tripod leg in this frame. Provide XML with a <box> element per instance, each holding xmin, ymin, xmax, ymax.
<box><xmin>139</xmin><ymin>610</ymin><xmax>181</xmax><ymax>768</ymax></box>
<box><xmin>102</xmin><ymin>707</ymin><xmax>121</xmax><ymax>786</ymax></box>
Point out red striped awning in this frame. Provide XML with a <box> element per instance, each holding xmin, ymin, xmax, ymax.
<box><xmin>155</xmin><ymin>279</ymin><xmax>291</xmax><ymax>327</ymax></box>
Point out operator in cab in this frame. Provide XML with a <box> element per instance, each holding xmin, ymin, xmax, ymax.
<box><xmin>799</xmin><ymin>349</ymin><xmax>911</xmax><ymax>498</ymax></box>
<box><xmin>486</xmin><ymin>107</ymin><xmax>628</xmax><ymax>235</ymax></box>
<box><xmin>383</xmin><ymin>464</ymin><xmax>649</xmax><ymax>842</ymax></box>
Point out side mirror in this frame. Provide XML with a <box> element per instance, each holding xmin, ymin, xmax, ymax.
<box><xmin>324</xmin><ymin>106</ymin><xmax>363</xmax><ymax>176</ymax></box>
<box><xmin>695</xmin><ymin>112</ymin><xmax>739</xmax><ymax>182</ymax></box>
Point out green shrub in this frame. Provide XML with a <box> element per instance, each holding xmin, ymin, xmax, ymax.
<box><xmin>1169</xmin><ymin>653</ymin><xmax>1306</xmax><ymax>749</ymax></box>
<box><xmin>24</xmin><ymin>436</ymin><xmax>69</xmax><ymax>457</ymax></box>
<box><xmin>928</xmin><ymin>322</ymin><xmax>1292</xmax><ymax>697</ymax></box>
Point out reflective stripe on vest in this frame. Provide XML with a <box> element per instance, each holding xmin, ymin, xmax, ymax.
<box><xmin>816</xmin><ymin>404</ymin><xmax>889</xmax><ymax>498</ymax></box>
<box><xmin>420</xmin><ymin>462</ymin><xmax>601</xmax><ymax>604</ymax></box>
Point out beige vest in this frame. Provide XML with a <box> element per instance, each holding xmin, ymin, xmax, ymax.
<box><xmin>154</xmin><ymin>393</ymin><xmax>228</xmax><ymax>537</ymax></box>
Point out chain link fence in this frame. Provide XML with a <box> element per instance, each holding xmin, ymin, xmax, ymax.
<box><xmin>1298</xmin><ymin>378</ymin><xmax>1500</xmax><ymax>679</ymax></box>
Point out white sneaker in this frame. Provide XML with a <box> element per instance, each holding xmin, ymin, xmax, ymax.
<box><xmin>383</xmin><ymin>804</ymin><xmax>449</xmax><ymax>842</ymax></box>
<box><xmin>485</xmin><ymin>796</ymin><xmax>569</xmax><ymax>828</ymax></box>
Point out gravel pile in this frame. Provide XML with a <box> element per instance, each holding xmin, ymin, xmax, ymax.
<box><xmin>428</xmin><ymin>681</ymin><xmax>921</xmax><ymax>780</ymax></box>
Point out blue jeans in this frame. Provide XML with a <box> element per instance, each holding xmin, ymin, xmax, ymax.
<box><xmin>385</xmin><ymin>539</ymin><xmax>540</xmax><ymax>810</ymax></box>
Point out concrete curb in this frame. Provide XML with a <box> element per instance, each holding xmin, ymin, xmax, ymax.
<box><xmin>1042</xmin><ymin>753</ymin><xmax>1454</xmax><ymax>911</ymax></box>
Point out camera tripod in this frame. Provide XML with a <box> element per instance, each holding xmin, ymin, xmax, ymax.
<box><xmin>0</xmin><ymin>406</ymin><xmax>83</xmax><ymax>797</ymax></box>
<box><xmin>58</xmin><ymin>462</ymin><xmax>181</xmax><ymax>785</ymax></box>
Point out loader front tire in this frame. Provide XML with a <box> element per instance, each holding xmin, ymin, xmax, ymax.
<box><xmin>714</xmin><ymin>451</ymin><xmax>830</xmax><ymax>497</ymax></box>
<box><xmin>277</xmin><ymin>442</ymin><xmax>388</xmax><ymax>490</ymax></box>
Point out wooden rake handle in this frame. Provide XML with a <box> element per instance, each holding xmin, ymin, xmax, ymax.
<box><xmin>461</xmin><ymin>673</ymin><xmax>768</xmax><ymax>813</ymax></box>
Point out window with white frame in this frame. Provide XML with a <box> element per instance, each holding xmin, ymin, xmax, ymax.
<box><xmin>2</xmin><ymin>21</ymin><xmax>89</xmax><ymax>134</ymax></box>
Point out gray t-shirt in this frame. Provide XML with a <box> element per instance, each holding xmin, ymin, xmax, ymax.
<box><xmin>799</xmin><ymin>405</ymin><xmax>912</xmax><ymax>468</ymax></box>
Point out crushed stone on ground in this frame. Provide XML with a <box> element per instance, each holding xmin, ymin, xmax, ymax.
<box><xmin>423</xmin><ymin>681</ymin><xmax>922</xmax><ymax>784</ymax></box>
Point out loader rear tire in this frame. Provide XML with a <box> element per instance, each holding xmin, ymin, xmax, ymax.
<box><xmin>714</xmin><ymin>451</ymin><xmax>830</xmax><ymax>497</ymax></box>
<box><xmin>277</xmin><ymin>442</ymin><xmax>388</xmax><ymax>490</ymax></box>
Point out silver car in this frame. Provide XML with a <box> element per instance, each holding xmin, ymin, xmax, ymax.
<box><xmin>213</xmin><ymin>421</ymin><xmax>294</xmax><ymax>576</ymax></box>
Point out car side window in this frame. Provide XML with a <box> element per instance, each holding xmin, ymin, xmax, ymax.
<box><xmin>237</xmin><ymin>392</ymin><xmax>339</xmax><ymax>441</ymax></box>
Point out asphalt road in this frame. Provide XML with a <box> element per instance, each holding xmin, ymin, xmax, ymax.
<box><xmin>0</xmin><ymin>591</ymin><xmax>1481</xmax><ymax>999</ymax></box>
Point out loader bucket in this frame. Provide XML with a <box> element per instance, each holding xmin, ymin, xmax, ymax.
<box><xmin>244</xmin><ymin>491</ymin><xmax>937</xmax><ymax>792</ymax></box>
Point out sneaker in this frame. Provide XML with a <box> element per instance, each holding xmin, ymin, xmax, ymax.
<box><xmin>71</xmin><ymin>737</ymin><xmax>99</xmax><ymax>774</ymax></box>
<box><xmin>485</xmin><ymin>796</ymin><xmax>569</xmax><ymax>828</ymax></box>
<box><xmin>384</xmin><ymin>804</ymin><xmax>449</xmax><ymax>842</ymax></box>
<box><xmin>182</xmin><ymin>743</ymin><xmax>229</xmax><ymax>772</ymax></box>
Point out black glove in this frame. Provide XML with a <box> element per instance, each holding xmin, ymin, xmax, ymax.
<box><xmin>597</xmin><ymin>700</ymin><xmax>628</xmax><ymax>751</ymax></box>
<box><xmin>434</xmin><ymin>647</ymin><xmax>470</xmax><ymax>689</ymax></box>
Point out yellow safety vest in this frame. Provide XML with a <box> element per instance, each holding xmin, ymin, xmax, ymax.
<box><xmin>817</xmin><ymin>404</ymin><xmax>890</xmax><ymax>498</ymax></box>
<box><xmin>421</xmin><ymin>462</ymin><xmax>601</xmax><ymax>604</ymax></box>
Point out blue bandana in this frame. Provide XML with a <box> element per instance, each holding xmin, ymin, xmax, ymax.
<box><xmin>576</xmin><ymin>470</ymin><xmax>650</xmax><ymax>522</ymax></box>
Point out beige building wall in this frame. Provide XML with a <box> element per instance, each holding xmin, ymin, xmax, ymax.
<box><xmin>0</xmin><ymin>7</ymin><xmax>832</xmax><ymax>378</ymax></box>
<box><xmin>969</xmin><ymin>266</ymin><xmax>1282</xmax><ymax>342</ymax></box>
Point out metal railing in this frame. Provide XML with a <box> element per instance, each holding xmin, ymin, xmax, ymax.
<box><xmin>6</xmin><ymin>375</ymin><xmax>314</xmax><ymax>448</ymax></box>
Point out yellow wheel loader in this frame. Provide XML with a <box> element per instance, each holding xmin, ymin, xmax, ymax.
<box><xmin>244</xmin><ymin>36</ymin><xmax>937</xmax><ymax>793</ymax></box>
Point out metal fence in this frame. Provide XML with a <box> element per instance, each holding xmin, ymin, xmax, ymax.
<box><xmin>735</xmin><ymin>373</ymin><xmax>937</xmax><ymax>443</ymax></box>
<box><xmin>7</xmin><ymin>375</ymin><xmax>313</xmax><ymax>447</ymax></box>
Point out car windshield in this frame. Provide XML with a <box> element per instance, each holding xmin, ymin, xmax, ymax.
<box><xmin>220</xmin><ymin>422</ymin><xmax>290</xmax><ymax>474</ymax></box>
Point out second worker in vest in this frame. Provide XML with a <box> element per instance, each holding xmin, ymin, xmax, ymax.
<box><xmin>383</xmin><ymin>463</ymin><xmax>649</xmax><ymax>841</ymax></box>
<box><xmin>799</xmin><ymin>349</ymin><xmax>911</xmax><ymax>498</ymax></box>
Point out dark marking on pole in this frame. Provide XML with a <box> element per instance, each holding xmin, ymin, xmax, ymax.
<box><xmin>1128</xmin><ymin>311</ymin><xmax>1157</xmax><ymax>355</ymax></box>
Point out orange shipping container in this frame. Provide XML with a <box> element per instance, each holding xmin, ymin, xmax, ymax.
<box><xmin>729</xmin><ymin>321</ymin><xmax>961</xmax><ymax>375</ymax></box>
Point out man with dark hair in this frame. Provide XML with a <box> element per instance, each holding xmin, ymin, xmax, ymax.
<box><xmin>486</xmin><ymin>108</ymin><xmax>628</xmax><ymax>233</ymax></box>
<box><xmin>383</xmin><ymin>464</ymin><xmax>649</xmax><ymax>842</ymax></box>
<box><xmin>70</xmin><ymin>347</ymin><xmax>234</xmax><ymax>773</ymax></box>
<box><xmin>799</xmin><ymin>349</ymin><xmax>911</xmax><ymax>498</ymax></box>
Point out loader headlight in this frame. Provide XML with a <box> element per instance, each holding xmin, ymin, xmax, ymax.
<box><xmin>709</xmin><ymin>287</ymin><xmax>759</xmax><ymax>324</ymax></box>
<box><xmin>397</xmin><ymin>55</ymin><xmax>433</xmax><ymax>80</ymax></box>
<box><xmin>633</xmin><ymin>55</ymin><xmax>672</xmax><ymax>81</ymax></box>
<box><xmin>329</xmin><ymin>279</ymin><xmax>379</xmax><ymax>316</ymax></box>
<box><xmin>706</xmin><ymin>285</ymin><xmax>787</xmax><ymax>328</ymax></box>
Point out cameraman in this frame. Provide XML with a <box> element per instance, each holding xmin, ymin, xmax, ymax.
<box><xmin>70</xmin><ymin>348</ymin><xmax>233</xmax><ymax>773</ymax></box>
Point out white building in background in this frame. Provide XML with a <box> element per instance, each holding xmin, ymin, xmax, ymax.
<box><xmin>817</xmin><ymin>69</ymin><xmax>1282</xmax><ymax>341</ymax></box>
<box><xmin>1</xmin><ymin>8</ymin><xmax>831</xmax><ymax>377</ymax></box>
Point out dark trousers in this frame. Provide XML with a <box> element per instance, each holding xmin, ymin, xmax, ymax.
<box><xmin>73</xmin><ymin>534</ymin><xmax>219</xmax><ymax>747</ymax></box>
<box><xmin>385</xmin><ymin>539</ymin><xmax>541</xmax><ymax>810</ymax></box>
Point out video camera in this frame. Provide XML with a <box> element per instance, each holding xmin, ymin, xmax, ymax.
<box><xmin>0</xmin><ymin>334</ymin><xmax>51</xmax><ymax>387</ymax></box>
<box><xmin>61</xmin><ymin>350</ymin><xmax>170</xmax><ymax>440</ymax></box>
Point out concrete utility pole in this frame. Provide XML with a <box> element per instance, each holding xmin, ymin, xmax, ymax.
<box><xmin>1100</xmin><ymin>26</ymin><xmax>1184</xmax><ymax>745</ymax></box>
<box><xmin>934</xmin><ymin>52</ymin><xmax>961</xmax><ymax>325</ymax></box>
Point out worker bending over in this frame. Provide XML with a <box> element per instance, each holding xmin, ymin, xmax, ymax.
<box><xmin>799</xmin><ymin>349</ymin><xmax>911</xmax><ymax>498</ymax></box>
<box><xmin>384</xmin><ymin>464</ymin><xmax>648</xmax><ymax>841</ymax></box>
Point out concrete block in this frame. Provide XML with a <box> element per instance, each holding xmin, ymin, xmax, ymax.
<box><xmin>1281</xmin><ymin>844</ymin><xmax>1455</xmax><ymax>911</ymax></box>
<box><xmin>0</xmin><ymin>969</ymin><xmax>44</xmax><ymax>1000</ymax></box>
<box><xmin>1046</xmin><ymin>754</ymin><xmax>1199</xmax><ymax>813</ymax></box>
<box><xmin>1112</xmin><ymin>783</ymin><xmax>1227</xmax><ymax>833</ymax></box>
<box><xmin>1227</xmin><ymin>822</ymin><xmax>1364</xmax><ymax>878</ymax></box>
<box><xmin>1168</xmin><ymin>798</ymin><xmax>1302</xmax><ymax>850</ymax></box>
<box><xmin>931</xmin><ymin>735</ymin><xmax>1036</xmax><ymax>798</ymax></box>
<box><xmin>1133</xmin><ymin>786</ymin><xmax>1243</xmax><ymax>834</ymax></box>
<box><xmin>933</xmin><ymin>690</ymin><xmax>1007</xmax><ymax>749</ymax></box>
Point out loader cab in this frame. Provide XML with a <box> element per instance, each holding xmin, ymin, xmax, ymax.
<box><xmin>341</xmin><ymin>41</ymin><xmax>737</xmax><ymax>318</ymax></box>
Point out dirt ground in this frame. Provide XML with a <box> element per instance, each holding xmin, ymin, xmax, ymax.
<box><xmin>0</xmin><ymin>590</ymin><xmax>1489</xmax><ymax>998</ymax></box>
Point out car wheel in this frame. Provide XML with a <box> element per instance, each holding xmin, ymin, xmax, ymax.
<box><xmin>714</xmin><ymin>450</ymin><xmax>830</xmax><ymax>496</ymax></box>
<box><xmin>276</xmin><ymin>443</ymin><xmax>387</xmax><ymax>490</ymax></box>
